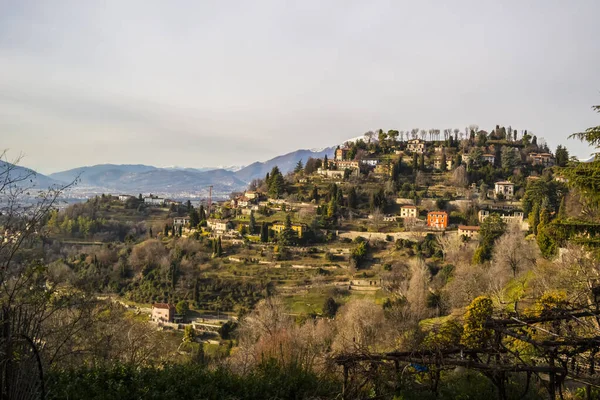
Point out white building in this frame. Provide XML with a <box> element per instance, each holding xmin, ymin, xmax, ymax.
<box><xmin>360</xmin><ymin>159</ymin><xmax>380</xmax><ymax>167</ymax></box>
<box><xmin>482</xmin><ymin>154</ymin><xmax>496</xmax><ymax>164</ymax></box>
<box><xmin>144</xmin><ymin>196</ymin><xmax>165</xmax><ymax>206</ymax></box>
<box><xmin>400</xmin><ymin>205</ymin><xmax>418</xmax><ymax>219</ymax></box>
<box><xmin>207</xmin><ymin>219</ymin><xmax>232</xmax><ymax>234</ymax></box>
<box><xmin>494</xmin><ymin>181</ymin><xmax>514</xmax><ymax>199</ymax></box>
<box><xmin>173</xmin><ymin>217</ymin><xmax>190</xmax><ymax>227</ymax></box>
<box><xmin>118</xmin><ymin>194</ymin><xmax>134</xmax><ymax>202</ymax></box>
<box><xmin>407</xmin><ymin>139</ymin><xmax>426</xmax><ymax>154</ymax></box>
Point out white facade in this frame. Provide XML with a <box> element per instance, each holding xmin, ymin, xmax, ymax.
<box><xmin>494</xmin><ymin>181</ymin><xmax>514</xmax><ymax>199</ymax></box>
<box><xmin>144</xmin><ymin>197</ymin><xmax>165</xmax><ymax>206</ymax></box>
<box><xmin>400</xmin><ymin>206</ymin><xmax>418</xmax><ymax>218</ymax></box>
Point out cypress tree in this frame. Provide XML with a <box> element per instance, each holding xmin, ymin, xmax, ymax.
<box><xmin>249</xmin><ymin>211</ymin><xmax>256</xmax><ymax>234</ymax></box>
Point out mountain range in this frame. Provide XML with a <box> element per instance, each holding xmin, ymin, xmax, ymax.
<box><xmin>5</xmin><ymin>146</ymin><xmax>336</xmax><ymax>197</ymax></box>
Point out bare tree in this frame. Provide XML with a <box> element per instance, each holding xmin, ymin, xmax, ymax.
<box><xmin>0</xmin><ymin>151</ymin><xmax>83</xmax><ymax>400</ymax></box>
<box><xmin>451</xmin><ymin>165</ymin><xmax>469</xmax><ymax>189</ymax></box>
<box><xmin>332</xmin><ymin>300</ymin><xmax>386</xmax><ymax>353</ymax></box>
<box><xmin>436</xmin><ymin>233</ymin><xmax>465</xmax><ymax>265</ymax></box>
<box><xmin>364</xmin><ymin>131</ymin><xmax>375</xmax><ymax>143</ymax></box>
<box><xmin>491</xmin><ymin>222</ymin><xmax>539</xmax><ymax>281</ymax></box>
<box><xmin>405</xmin><ymin>258</ymin><xmax>431</xmax><ymax>320</ymax></box>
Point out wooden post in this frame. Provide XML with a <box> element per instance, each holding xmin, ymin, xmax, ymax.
<box><xmin>342</xmin><ymin>364</ymin><xmax>348</xmax><ymax>400</ymax></box>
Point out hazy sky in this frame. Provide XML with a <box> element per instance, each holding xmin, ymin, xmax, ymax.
<box><xmin>1</xmin><ymin>0</ymin><xmax>599</xmax><ymax>173</ymax></box>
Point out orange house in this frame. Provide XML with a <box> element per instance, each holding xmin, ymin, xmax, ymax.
<box><xmin>427</xmin><ymin>211</ymin><xmax>448</xmax><ymax>230</ymax></box>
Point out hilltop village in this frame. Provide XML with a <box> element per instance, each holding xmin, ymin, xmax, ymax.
<box><xmin>6</xmin><ymin>117</ymin><xmax>600</xmax><ymax>399</ymax></box>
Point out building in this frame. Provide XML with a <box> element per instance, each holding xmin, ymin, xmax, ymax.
<box><xmin>165</xmin><ymin>199</ymin><xmax>181</xmax><ymax>207</ymax></box>
<box><xmin>528</xmin><ymin>152</ymin><xmax>555</xmax><ymax>166</ymax></box>
<box><xmin>334</xmin><ymin>160</ymin><xmax>360</xmax><ymax>170</ymax></box>
<box><xmin>482</xmin><ymin>154</ymin><xmax>496</xmax><ymax>164</ymax></box>
<box><xmin>245</xmin><ymin>191</ymin><xmax>260</xmax><ymax>200</ymax></box>
<box><xmin>383</xmin><ymin>215</ymin><xmax>397</xmax><ymax>222</ymax></box>
<box><xmin>317</xmin><ymin>168</ymin><xmax>346</xmax><ymax>179</ymax></box>
<box><xmin>400</xmin><ymin>205</ymin><xmax>418</xmax><ymax>219</ymax></box>
<box><xmin>118</xmin><ymin>194</ymin><xmax>134</xmax><ymax>202</ymax></box>
<box><xmin>433</xmin><ymin>158</ymin><xmax>453</xmax><ymax>170</ymax></box>
<box><xmin>173</xmin><ymin>217</ymin><xmax>190</xmax><ymax>227</ymax></box>
<box><xmin>427</xmin><ymin>211</ymin><xmax>448</xmax><ymax>230</ymax></box>
<box><xmin>271</xmin><ymin>222</ymin><xmax>306</xmax><ymax>238</ymax></box>
<box><xmin>494</xmin><ymin>181</ymin><xmax>515</xmax><ymax>199</ymax></box>
<box><xmin>407</xmin><ymin>139</ymin><xmax>426</xmax><ymax>154</ymax></box>
<box><xmin>478</xmin><ymin>210</ymin><xmax>524</xmax><ymax>224</ymax></box>
<box><xmin>458</xmin><ymin>225</ymin><xmax>480</xmax><ymax>238</ymax></box>
<box><xmin>151</xmin><ymin>303</ymin><xmax>175</xmax><ymax>323</ymax></box>
<box><xmin>236</xmin><ymin>196</ymin><xmax>252</xmax><ymax>208</ymax></box>
<box><xmin>335</xmin><ymin>147</ymin><xmax>349</xmax><ymax>161</ymax></box>
<box><xmin>207</xmin><ymin>219</ymin><xmax>232</xmax><ymax>234</ymax></box>
<box><xmin>144</xmin><ymin>196</ymin><xmax>165</xmax><ymax>206</ymax></box>
<box><xmin>360</xmin><ymin>158</ymin><xmax>380</xmax><ymax>167</ymax></box>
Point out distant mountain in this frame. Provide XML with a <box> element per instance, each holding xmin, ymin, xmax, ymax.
<box><xmin>38</xmin><ymin>145</ymin><xmax>337</xmax><ymax>197</ymax></box>
<box><xmin>49</xmin><ymin>164</ymin><xmax>158</xmax><ymax>186</ymax></box>
<box><xmin>0</xmin><ymin>160</ymin><xmax>63</xmax><ymax>190</ymax></box>
<box><xmin>234</xmin><ymin>147</ymin><xmax>335</xmax><ymax>183</ymax></box>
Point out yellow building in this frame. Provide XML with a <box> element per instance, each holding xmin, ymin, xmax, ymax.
<box><xmin>271</xmin><ymin>222</ymin><xmax>305</xmax><ymax>238</ymax></box>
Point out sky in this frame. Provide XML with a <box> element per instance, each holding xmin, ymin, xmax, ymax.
<box><xmin>1</xmin><ymin>0</ymin><xmax>599</xmax><ymax>174</ymax></box>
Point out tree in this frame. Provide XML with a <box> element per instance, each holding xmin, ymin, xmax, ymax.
<box><xmin>323</xmin><ymin>154</ymin><xmax>328</xmax><ymax>170</ymax></box>
<box><xmin>347</xmin><ymin>186</ymin><xmax>358</xmax><ymax>209</ymax></box>
<box><xmin>350</xmin><ymin>240</ymin><xmax>369</xmax><ymax>269</ymax></box>
<box><xmin>294</xmin><ymin>160</ymin><xmax>304</xmax><ymax>174</ymax></box>
<box><xmin>461</xmin><ymin>296</ymin><xmax>493</xmax><ymax>348</ymax></box>
<box><xmin>323</xmin><ymin>297</ymin><xmax>339</xmax><ymax>318</ymax></box>
<box><xmin>267</xmin><ymin>166</ymin><xmax>285</xmax><ymax>199</ymax></box>
<box><xmin>491</xmin><ymin>222</ymin><xmax>538</xmax><ymax>280</ymax></box>
<box><xmin>561</xmin><ymin>104</ymin><xmax>600</xmax><ymax>207</ymax></box>
<box><xmin>0</xmin><ymin>153</ymin><xmax>87</xmax><ymax>399</ymax></box>
<box><xmin>164</xmin><ymin>224</ymin><xmax>169</xmax><ymax>236</ymax></box>
<box><xmin>311</xmin><ymin>186</ymin><xmax>319</xmax><ymax>203</ymax></box>
<box><xmin>452</xmin><ymin>165</ymin><xmax>468</xmax><ymax>188</ymax></box>
<box><xmin>249</xmin><ymin>211</ymin><xmax>256</xmax><ymax>234</ymax></box>
<box><xmin>189</xmin><ymin>209</ymin><xmax>200</xmax><ymax>227</ymax></box>
<box><xmin>278</xmin><ymin>214</ymin><xmax>297</xmax><ymax>246</ymax></box>
<box><xmin>440</xmin><ymin>152</ymin><xmax>447</xmax><ymax>171</ymax></box>
<box><xmin>473</xmin><ymin>214</ymin><xmax>506</xmax><ymax>264</ymax></box>
<box><xmin>176</xmin><ymin>300</ymin><xmax>190</xmax><ymax>316</ymax></box>
<box><xmin>419</xmin><ymin>153</ymin><xmax>425</xmax><ymax>170</ymax></box>
<box><xmin>501</xmin><ymin>146</ymin><xmax>518</xmax><ymax>171</ymax></box>
<box><xmin>149</xmin><ymin>227</ymin><xmax>153</xmax><ymax>238</ymax></box>
<box><xmin>183</xmin><ymin>325</ymin><xmax>195</xmax><ymax>343</ymax></box>
<box><xmin>412</xmin><ymin>153</ymin><xmax>418</xmax><ymax>170</ymax></box>
<box><xmin>260</xmin><ymin>223</ymin><xmax>269</xmax><ymax>243</ymax></box>
<box><xmin>178</xmin><ymin>225</ymin><xmax>183</xmax><ymax>236</ymax></box>
<box><xmin>555</xmin><ymin>145</ymin><xmax>569</xmax><ymax>167</ymax></box>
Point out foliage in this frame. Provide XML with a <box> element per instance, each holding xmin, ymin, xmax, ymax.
<box><xmin>473</xmin><ymin>214</ymin><xmax>506</xmax><ymax>264</ymax></box>
<box><xmin>460</xmin><ymin>296</ymin><xmax>494</xmax><ymax>348</ymax></box>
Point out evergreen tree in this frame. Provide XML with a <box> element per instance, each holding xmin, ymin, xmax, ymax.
<box><xmin>190</xmin><ymin>209</ymin><xmax>200</xmax><ymax>227</ymax></box>
<box><xmin>186</xmin><ymin>200</ymin><xmax>192</xmax><ymax>212</ymax></box>
<box><xmin>419</xmin><ymin>153</ymin><xmax>425</xmax><ymax>170</ymax></box>
<box><xmin>347</xmin><ymin>186</ymin><xmax>358</xmax><ymax>209</ymax></box>
<box><xmin>268</xmin><ymin>166</ymin><xmax>285</xmax><ymax>199</ymax></box>
<box><xmin>440</xmin><ymin>152</ymin><xmax>447</xmax><ymax>171</ymax></box>
<box><xmin>555</xmin><ymin>145</ymin><xmax>570</xmax><ymax>167</ymax></box>
<box><xmin>294</xmin><ymin>160</ymin><xmax>304</xmax><ymax>174</ymax></box>
<box><xmin>179</xmin><ymin>225</ymin><xmax>183</xmax><ymax>236</ymax></box>
<box><xmin>149</xmin><ymin>227</ymin><xmax>153</xmax><ymax>238</ymax></box>
<box><xmin>278</xmin><ymin>214</ymin><xmax>297</xmax><ymax>245</ymax></box>
<box><xmin>473</xmin><ymin>214</ymin><xmax>506</xmax><ymax>264</ymax></box>
<box><xmin>323</xmin><ymin>154</ymin><xmax>328</xmax><ymax>170</ymax></box>
<box><xmin>164</xmin><ymin>224</ymin><xmax>169</xmax><ymax>236</ymax></box>
<box><xmin>249</xmin><ymin>211</ymin><xmax>256</xmax><ymax>234</ymax></box>
<box><xmin>412</xmin><ymin>153</ymin><xmax>418</xmax><ymax>170</ymax></box>
<box><xmin>558</xmin><ymin>196</ymin><xmax>567</xmax><ymax>219</ymax></box>
<box><xmin>323</xmin><ymin>297</ymin><xmax>339</xmax><ymax>318</ymax></box>
<box><xmin>171</xmin><ymin>225</ymin><xmax>176</xmax><ymax>237</ymax></box>
<box><xmin>138</xmin><ymin>193</ymin><xmax>143</xmax><ymax>201</ymax></box>
<box><xmin>260</xmin><ymin>223</ymin><xmax>269</xmax><ymax>242</ymax></box>
<box><xmin>311</xmin><ymin>186</ymin><xmax>319</xmax><ymax>202</ymax></box>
